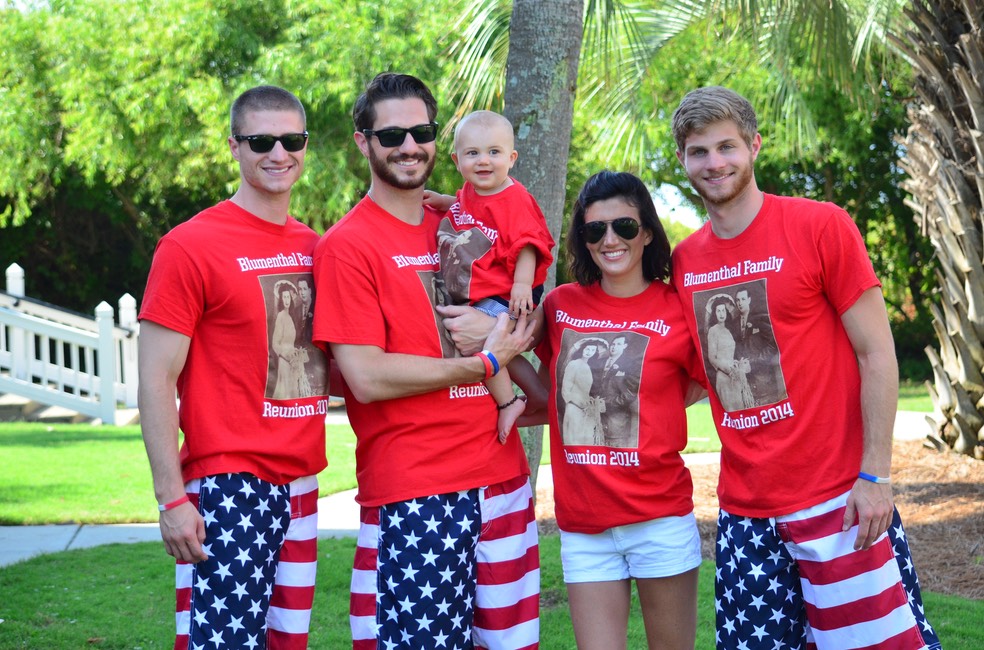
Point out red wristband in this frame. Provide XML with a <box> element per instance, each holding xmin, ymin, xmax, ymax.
<box><xmin>474</xmin><ymin>352</ymin><xmax>494</xmax><ymax>380</ymax></box>
<box><xmin>158</xmin><ymin>495</ymin><xmax>190</xmax><ymax>512</ymax></box>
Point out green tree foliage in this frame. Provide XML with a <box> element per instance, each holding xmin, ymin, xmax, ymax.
<box><xmin>0</xmin><ymin>7</ymin><xmax>58</xmax><ymax>225</ymax></box>
<box><xmin>0</xmin><ymin>0</ymin><xmax>934</xmax><ymax>384</ymax></box>
<box><xmin>0</xmin><ymin>0</ymin><xmax>461</xmax><ymax>311</ymax></box>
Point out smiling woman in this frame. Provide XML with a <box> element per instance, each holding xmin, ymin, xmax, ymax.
<box><xmin>530</xmin><ymin>170</ymin><xmax>707</xmax><ymax>649</ymax></box>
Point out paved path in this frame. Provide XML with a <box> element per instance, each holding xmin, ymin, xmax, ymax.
<box><xmin>0</xmin><ymin>411</ymin><xmax>931</xmax><ymax>568</ymax></box>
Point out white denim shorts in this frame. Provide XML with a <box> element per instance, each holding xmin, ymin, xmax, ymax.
<box><xmin>560</xmin><ymin>512</ymin><xmax>702</xmax><ymax>583</ymax></box>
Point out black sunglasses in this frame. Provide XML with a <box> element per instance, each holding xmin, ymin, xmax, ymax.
<box><xmin>233</xmin><ymin>132</ymin><xmax>309</xmax><ymax>153</ymax></box>
<box><xmin>580</xmin><ymin>217</ymin><xmax>642</xmax><ymax>244</ymax></box>
<box><xmin>362</xmin><ymin>122</ymin><xmax>439</xmax><ymax>148</ymax></box>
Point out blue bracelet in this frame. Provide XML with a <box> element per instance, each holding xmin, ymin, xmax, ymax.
<box><xmin>858</xmin><ymin>471</ymin><xmax>890</xmax><ymax>484</ymax></box>
<box><xmin>481</xmin><ymin>350</ymin><xmax>500</xmax><ymax>376</ymax></box>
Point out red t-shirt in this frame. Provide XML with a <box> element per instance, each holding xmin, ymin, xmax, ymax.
<box><xmin>312</xmin><ymin>197</ymin><xmax>530</xmax><ymax>507</ymax></box>
<box><xmin>671</xmin><ymin>193</ymin><xmax>880</xmax><ymax>517</ymax></box>
<box><xmin>438</xmin><ymin>180</ymin><xmax>554</xmax><ymax>304</ymax></box>
<box><xmin>139</xmin><ymin>200</ymin><xmax>329</xmax><ymax>485</ymax></box>
<box><xmin>536</xmin><ymin>281</ymin><xmax>704</xmax><ymax>533</ymax></box>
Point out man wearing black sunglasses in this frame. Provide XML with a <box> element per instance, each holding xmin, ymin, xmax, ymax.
<box><xmin>138</xmin><ymin>85</ymin><xmax>327</xmax><ymax>650</ymax></box>
<box><xmin>313</xmin><ymin>73</ymin><xmax>541</xmax><ymax>649</ymax></box>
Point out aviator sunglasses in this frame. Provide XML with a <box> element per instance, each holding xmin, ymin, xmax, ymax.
<box><xmin>580</xmin><ymin>217</ymin><xmax>642</xmax><ymax>244</ymax></box>
<box><xmin>362</xmin><ymin>122</ymin><xmax>439</xmax><ymax>148</ymax></box>
<box><xmin>233</xmin><ymin>132</ymin><xmax>309</xmax><ymax>153</ymax></box>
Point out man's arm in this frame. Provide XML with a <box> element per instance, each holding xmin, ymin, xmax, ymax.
<box><xmin>839</xmin><ymin>287</ymin><xmax>899</xmax><ymax>551</ymax></box>
<box><xmin>331</xmin><ymin>312</ymin><xmax>535</xmax><ymax>403</ymax></box>
<box><xmin>138</xmin><ymin>321</ymin><xmax>207</xmax><ymax>563</ymax></box>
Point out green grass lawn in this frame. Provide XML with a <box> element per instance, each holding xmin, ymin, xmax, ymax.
<box><xmin>0</xmin><ymin>423</ymin><xmax>359</xmax><ymax>525</ymax></box>
<box><xmin>899</xmin><ymin>378</ymin><xmax>935</xmax><ymax>412</ymax></box>
<box><xmin>0</xmin><ymin>536</ymin><xmax>979</xmax><ymax>649</ymax></box>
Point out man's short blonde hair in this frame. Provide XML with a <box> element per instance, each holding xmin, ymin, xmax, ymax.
<box><xmin>671</xmin><ymin>86</ymin><xmax>758</xmax><ymax>151</ymax></box>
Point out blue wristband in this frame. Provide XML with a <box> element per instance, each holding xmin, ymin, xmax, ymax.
<box><xmin>858</xmin><ymin>471</ymin><xmax>890</xmax><ymax>484</ymax></box>
<box><xmin>481</xmin><ymin>350</ymin><xmax>500</xmax><ymax>376</ymax></box>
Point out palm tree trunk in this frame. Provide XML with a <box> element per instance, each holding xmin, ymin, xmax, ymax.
<box><xmin>893</xmin><ymin>0</ymin><xmax>984</xmax><ymax>458</ymax></box>
<box><xmin>503</xmin><ymin>0</ymin><xmax>585</xmax><ymax>489</ymax></box>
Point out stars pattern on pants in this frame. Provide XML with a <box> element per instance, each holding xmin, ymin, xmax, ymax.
<box><xmin>715</xmin><ymin>511</ymin><xmax>807</xmax><ymax>649</ymax></box>
<box><xmin>189</xmin><ymin>473</ymin><xmax>290</xmax><ymax>649</ymax></box>
<box><xmin>885</xmin><ymin>510</ymin><xmax>940</xmax><ymax>648</ymax></box>
<box><xmin>376</xmin><ymin>490</ymin><xmax>481</xmax><ymax>650</ymax></box>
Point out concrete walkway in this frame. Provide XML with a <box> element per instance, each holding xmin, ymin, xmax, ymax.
<box><xmin>0</xmin><ymin>411</ymin><xmax>932</xmax><ymax>569</ymax></box>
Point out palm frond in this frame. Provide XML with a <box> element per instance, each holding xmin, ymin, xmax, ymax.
<box><xmin>443</xmin><ymin>1</ymin><xmax>512</xmax><ymax>136</ymax></box>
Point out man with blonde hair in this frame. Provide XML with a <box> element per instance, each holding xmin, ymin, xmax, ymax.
<box><xmin>670</xmin><ymin>85</ymin><xmax>940</xmax><ymax>650</ymax></box>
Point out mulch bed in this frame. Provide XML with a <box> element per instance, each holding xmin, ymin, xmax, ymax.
<box><xmin>535</xmin><ymin>438</ymin><xmax>984</xmax><ymax>599</ymax></box>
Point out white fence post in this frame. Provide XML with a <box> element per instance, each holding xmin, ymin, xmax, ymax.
<box><xmin>6</xmin><ymin>263</ymin><xmax>28</xmax><ymax>380</ymax></box>
<box><xmin>118</xmin><ymin>293</ymin><xmax>138</xmax><ymax>407</ymax></box>
<box><xmin>6</xmin><ymin>263</ymin><xmax>24</xmax><ymax>297</ymax></box>
<box><xmin>95</xmin><ymin>301</ymin><xmax>117</xmax><ymax>424</ymax></box>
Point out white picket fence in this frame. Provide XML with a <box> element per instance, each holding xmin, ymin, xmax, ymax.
<box><xmin>0</xmin><ymin>263</ymin><xmax>138</xmax><ymax>424</ymax></box>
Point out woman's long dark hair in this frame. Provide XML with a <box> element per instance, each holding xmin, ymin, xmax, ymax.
<box><xmin>566</xmin><ymin>171</ymin><xmax>671</xmax><ymax>286</ymax></box>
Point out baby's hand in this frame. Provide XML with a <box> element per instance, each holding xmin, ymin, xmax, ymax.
<box><xmin>422</xmin><ymin>190</ymin><xmax>455</xmax><ymax>212</ymax></box>
<box><xmin>510</xmin><ymin>282</ymin><xmax>534</xmax><ymax>317</ymax></box>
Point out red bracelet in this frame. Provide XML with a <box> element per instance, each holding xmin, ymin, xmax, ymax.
<box><xmin>158</xmin><ymin>495</ymin><xmax>190</xmax><ymax>512</ymax></box>
<box><xmin>474</xmin><ymin>352</ymin><xmax>494</xmax><ymax>380</ymax></box>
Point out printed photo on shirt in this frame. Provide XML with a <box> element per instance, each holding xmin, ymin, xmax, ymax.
<box><xmin>421</xmin><ymin>269</ymin><xmax>458</xmax><ymax>359</ymax></box>
<box><xmin>437</xmin><ymin>214</ymin><xmax>493</xmax><ymax>304</ymax></box>
<box><xmin>555</xmin><ymin>330</ymin><xmax>647</xmax><ymax>449</ymax></box>
<box><xmin>692</xmin><ymin>279</ymin><xmax>786</xmax><ymax>411</ymax></box>
<box><xmin>261</xmin><ymin>273</ymin><xmax>328</xmax><ymax>399</ymax></box>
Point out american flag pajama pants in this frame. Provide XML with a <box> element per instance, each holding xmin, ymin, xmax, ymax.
<box><xmin>716</xmin><ymin>490</ymin><xmax>941</xmax><ymax>649</ymax></box>
<box><xmin>350</xmin><ymin>474</ymin><xmax>540</xmax><ymax>649</ymax></box>
<box><xmin>173</xmin><ymin>473</ymin><xmax>319</xmax><ymax>650</ymax></box>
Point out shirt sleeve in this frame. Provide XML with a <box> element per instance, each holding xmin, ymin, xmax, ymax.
<box><xmin>312</xmin><ymin>239</ymin><xmax>387</xmax><ymax>350</ymax></box>
<box><xmin>817</xmin><ymin>206</ymin><xmax>881</xmax><ymax>315</ymax></box>
<box><xmin>138</xmin><ymin>237</ymin><xmax>204</xmax><ymax>337</ymax></box>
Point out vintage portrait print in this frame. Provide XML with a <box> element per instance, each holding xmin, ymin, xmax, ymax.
<box><xmin>418</xmin><ymin>269</ymin><xmax>459</xmax><ymax>360</ymax></box>
<box><xmin>261</xmin><ymin>273</ymin><xmax>328</xmax><ymax>399</ymax></box>
<box><xmin>437</xmin><ymin>215</ymin><xmax>493</xmax><ymax>305</ymax></box>
<box><xmin>692</xmin><ymin>279</ymin><xmax>787</xmax><ymax>412</ymax></box>
<box><xmin>554</xmin><ymin>329</ymin><xmax>648</xmax><ymax>449</ymax></box>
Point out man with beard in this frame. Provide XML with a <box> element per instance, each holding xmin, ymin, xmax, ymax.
<box><xmin>669</xmin><ymin>86</ymin><xmax>939</xmax><ymax>650</ymax></box>
<box><xmin>312</xmin><ymin>73</ymin><xmax>540</xmax><ymax>650</ymax></box>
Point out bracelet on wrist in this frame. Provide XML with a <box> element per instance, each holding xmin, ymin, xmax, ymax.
<box><xmin>158</xmin><ymin>495</ymin><xmax>190</xmax><ymax>512</ymax></box>
<box><xmin>474</xmin><ymin>350</ymin><xmax>500</xmax><ymax>379</ymax></box>
<box><xmin>474</xmin><ymin>352</ymin><xmax>494</xmax><ymax>380</ymax></box>
<box><xmin>497</xmin><ymin>394</ymin><xmax>523</xmax><ymax>411</ymax></box>
<box><xmin>858</xmin><ymin>471</ymin><xmax>891</xmax><ymax>485</ymax></box>
<box><xmin>482</xmin><ymin>350</ymin><xmax>500</xmax><ymax>375</ymax></box>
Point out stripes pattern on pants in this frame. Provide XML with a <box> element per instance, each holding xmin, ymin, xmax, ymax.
<box><xmin>350</xmin><ymin>474</ymin><xmax>540</xmax><ymax>649</ymax></box>
<box><xmin>716</xmin><ymin>489</ymin><xmax>941</xmax><ymax>649</ymax></box>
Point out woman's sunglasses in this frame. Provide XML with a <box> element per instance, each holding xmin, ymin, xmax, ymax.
<box><xmin>362</xmin><ymin>122</ymin><xmax>439</xmax><ymax>148</ymax></box>
<box><xmin>580</xmin><ymin>217</ymin><xmax>642</xmax><ymax>244</ymax></box>
<box><xmin>233</xmin><ymin>132</ymin><xmax>309</xmax><ymax>153</ymax></box>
